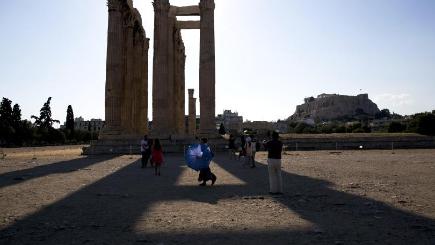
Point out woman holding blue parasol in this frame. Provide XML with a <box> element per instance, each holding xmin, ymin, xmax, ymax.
<box><xmin>185</xmin><ymin>138</ymin><xmax>217</xmax><ymax>186</ymax></box>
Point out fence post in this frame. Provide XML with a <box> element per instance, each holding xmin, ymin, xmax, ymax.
<box><xmin>336</xmin><ymin>142</ymin><xmax>338</xmax><ymax>151</ymax></box>
<box><xmin>295</xmin><ymin>142</ymin><xmax>298</xmax><ymax>151</ymax></box>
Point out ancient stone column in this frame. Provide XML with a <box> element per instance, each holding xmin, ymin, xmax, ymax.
<box><xmin>199</xmin><ymin>0</ymin><xmax>216</xmax><ymax>136</ymax></box>
<box><xmin>121</xmin><ymin>14</ymin><xmax>135</xmax><ymax>134</ymax></box>
<box><xmin>132</xmin><ymin>20</ymin><xmax>143</xmax><ymax>135</ymax></box>
<box><xmin>188</xmin><ymin>89</ymin><xmax>197</xmax><ymax>136</ymax></box>
<box><xmin>105</xmin><ymin>0</ymin><xmax>125</xmax><ymax>131</ymax></box>
<box><xmin>152</xmin><ymin>0</ymin><xmax>171</xmax><ymax>137</ymax></box>
<box><xmin>139</xmin><ymin>37</ymin><xmax>150</xmax><ymax>135</ymax></box>
<box><xmin>174</xmin><ymin>29</ymin><xmax>186</xmax><ymax>136</ymax></box>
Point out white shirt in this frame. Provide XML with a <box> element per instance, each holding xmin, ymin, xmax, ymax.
<box><xmin>140</xmin><ymin>139</ymin><xmax>149</xmax><ymax>152</ymax></box>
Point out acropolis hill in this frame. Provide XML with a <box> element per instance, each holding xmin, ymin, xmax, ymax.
<box><xmin>290</xmin><ymin>93</ymin><xmax>380</xmax><ymax>121</ymax></box>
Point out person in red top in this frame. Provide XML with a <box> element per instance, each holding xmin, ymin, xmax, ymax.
<box><xmin>151</xmin><ymin>139</ymin><xmax>164</xmax><ymax>176</ymax></box>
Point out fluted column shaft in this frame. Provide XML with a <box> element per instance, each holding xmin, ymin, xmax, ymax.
<box><xmin>188</xmin><ymin>89</ymin><xmax>197</xmax><ymax>136</ymax></box>
<box><xmin>152</xmin><ymin>0</ymin><xmax>171</xmax><ymax>137</ymax></box>
<box><xmin>199</xmin><ymin>0</ymin><xmax>216</xmax><ymax>135</ymax></box>
<box><xmin>105</xmin><ymin>1</ymin><xmax>125</xmax><ymax>129</ymax></box>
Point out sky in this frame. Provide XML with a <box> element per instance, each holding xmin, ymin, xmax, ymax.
<box><xmin>1</xmin><ymin>0</ymin><xmax>435</xmax><ymax>126</ymax></box>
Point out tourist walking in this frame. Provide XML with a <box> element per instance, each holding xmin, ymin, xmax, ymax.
<box><xmin>250</xmin><ymin>137</ymin><xmax>258</xmax><ymax>168</ymax></box>
<box><xmin>140</xmin><ymin>135</ymin><xmax>151</xmax><ymax>168</ymax></box>
<box><xmin>151</xmin><ymin>139</ymin><xmax>164</xmax><ymax>176</ymax></box>
<box><xmin>266</xmin><ymin>131</ymin><xmax>283</xmax><ymax>194</ymax></box>
<box><xmin>244</xmin><ymin>139</ymin><xmax>253</xmax><ymax>167</ymax></box>
<box><xmin>228</xmin><ymin>134</ymin><xmax>236</xmax><ymax>159</ymax></box>
<box><xmin>238</xmin><ymin>135</ymin><xmax>246</xmax><ymax>160</ymax></box>
<box><xmin>198</xmin><ymin>138</ymin><xmax>217</xmax><ymax>186</ymax></box>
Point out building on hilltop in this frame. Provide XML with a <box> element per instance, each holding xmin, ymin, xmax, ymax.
<box><xmin>216</xmin><ymin>110</ymin><xmax>243</xmax><ymax>132</ymax></box>
<box><xmin>290</xmin><ymin>93</ymin><xmax>380</xmax><ymax>122</ymax></box>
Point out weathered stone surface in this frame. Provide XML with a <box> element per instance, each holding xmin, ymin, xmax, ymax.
<box><xmin>175</xmin><ymin>5</ymin><xmax>200</xmax><ymax>16</ymax></box>
<box><xmin>290</xmin><ymin>93</ymin><xmax>380</xmax><ymax>121</ymax></box>
<box><xmin>102</xmin><ymin>0</ymin><xmax>149</xmax><ymax>138</ymax></box>
<box><xmin>199</xmin><ymin>0</ymin><xmax>216</xmax><ymax>136</ymax></box>
<box><xmin>188</xmin><ymin>89</ymin><xmax>197</xmax><ymax>136</ymax></box>
<box><xmin>176</xmin><ymin>21</ymin><xmax>200</xmax><ymax>29</ymax></box>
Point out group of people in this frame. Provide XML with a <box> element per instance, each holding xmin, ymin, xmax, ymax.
<box><xmin>140</xmin><ymin>135</ymin><xmax>163</xmax><ymax>176</ymax></box>
<box><xmin>140</xmin><ymin>135</ymin><xmax>217</xmax><ymax>186</ymax></box>
<box><xmin>229</xmin><ymin>132</ymin><xmax>284</xmax><ymax>195</ymax></box>
<box><xmin>140</xmin><ymin>131</ymin><xmax>283</xmax><ymax>195</ymax></box>
<box><xmin>228</xmin><ymin>134</ymin><xmax>261</xmax><ymax>168</ymax></box>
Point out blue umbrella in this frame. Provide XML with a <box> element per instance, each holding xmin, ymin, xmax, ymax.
<box><xmin>185</xmin><ymin>144</ymin><xmax>214</xmax><ymax>171</ymax></box>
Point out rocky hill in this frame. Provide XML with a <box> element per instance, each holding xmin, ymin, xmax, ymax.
<box><xmin>289</xmin><ymin>93</ymin><xmax>380</xmax><ymax>121</ymax></box>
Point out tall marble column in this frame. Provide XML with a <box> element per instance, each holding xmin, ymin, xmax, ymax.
<box><xmin>152</xmin><ymin>0</ymin><xmax>171</xmax><ymax>137</ymax></box>
<box><xmin>105</xmin><ymin>0</ymin><xmax>125</xmax><ymax>131</ymax></box>
<box><xmin>174</xmin><ymin>29</ymin><xmax>186</xmax><ymax>135</ymax></box>
<box><xmin>188</xmin><ymin>89</ymin><xmax>197</xmax><ymax>136</ymax></box>
<box><xmin>122</xmin><ymin>14</ymin><xmax>135</xmax><ymax>134</ymax></box>
<box><xmin>139</xmin><ymin>37</ymin><xmax>150</xmax><ymax>135</ymax></box>
<box><xmin>199</xmin><ymin>0</ymin><xmax>216</xmax><ymax>136</ymax></box>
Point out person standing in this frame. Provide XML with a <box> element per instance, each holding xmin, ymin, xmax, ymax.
<box><xmin>266</xmin><ymin>131</ymin><xmax>283</xmax><ymax>195</ymax></box>
<box><xmin>198</xmin><ymin>138</ymin><xmax>217</xmax><ymax>186</ymax></box>
<box><xmin>238</xmin><ymin>135</ymin><xmax>246</xmax><ymax>160</ymax></box>
<box><xmin>140</xmin><ymin>135</ymin><xmax>151</xmax><ymax>168</ymax></box>
<box><xmin>228</xmin><ymin>134</ymin><xmax>236</xmax><ymax>159</ymax></box>
<box><xmin>151</xmin><ymin>139</ymin><xmax>164</xmax><ymax>176</ymax></box>
<box><xmin>250</xmin><ymin>137</ymin><xmax>258</xmax><ymax>168</ymax></box>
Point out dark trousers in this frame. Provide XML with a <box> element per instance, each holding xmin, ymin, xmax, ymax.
<box><xmin>141</xmin><ymin>151</ymin><xmax>150</xmax><ymax>168</ymax></box>
<box><xmin>198</xmin><ymin>167</ymin><xmax>216</xmax><ymax>183</ymax></box>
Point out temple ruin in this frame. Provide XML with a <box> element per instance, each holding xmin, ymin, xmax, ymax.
<box><xmin>86</xmin><ymin>0</ymin><xmax>216</xmax><ymax>153</ymax></box>
<box><xmin>101</xmin><ymin>0</ymin><xmax>149</xmax><ymax>139</ymax></box>
<box><xmin>152</xmin><ymin>0</ymin><xmax>216</xmax><ymax>138</ymax></box>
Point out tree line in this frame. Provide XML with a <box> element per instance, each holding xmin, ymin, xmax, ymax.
<box><xmin>287</xmin><ymin>108</ymin><xmax>435</xmax><ymax>136</ymax></box>
<box><xmin>0</xmin><ymin>97</ymin><xmax>98</xmax><ymax>147</ymax></box>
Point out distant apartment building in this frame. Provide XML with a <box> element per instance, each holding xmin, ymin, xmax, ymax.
<box><xmin>74</xmin><ymin>117</ymin><xmax>105</xmax><ymax>132</ymax></box>
<box><xmin>216</xmin><ymin>110</ymin><xmax>243</xmax><ymax>132</ymax></box>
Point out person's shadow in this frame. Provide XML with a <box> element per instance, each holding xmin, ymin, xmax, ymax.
<box><xmin>0</xmin><ymin>154</ymin><xmax>434</xmax><ymax>244</ymax></box>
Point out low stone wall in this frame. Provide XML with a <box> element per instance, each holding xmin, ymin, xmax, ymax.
<box><xmin>281</xmin><ymin>135</ymin><xmax>435</xmax><ymax>151</ymax></box>
<box><xmin>83</xmin><ymin>137</ymin><xmax>227</xmax><ymax>155</ymax></box>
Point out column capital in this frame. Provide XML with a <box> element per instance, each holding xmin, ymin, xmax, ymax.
<box><xmin>199</xmin><ymin>0</ymin><xmax>215</xmax><ymax>11</ymax></box>
<box><xmin>107</xmin><ymin>0</ymin><xmax>122</xmax><ymax>11</ymax></box>
<box><xmin>153</xmin><ymin>0</ymin><xmax>170</xmax><ymax>13</ymax></box>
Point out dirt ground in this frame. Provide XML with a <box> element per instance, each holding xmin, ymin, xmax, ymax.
<box><xmin>0</xmin><ymin>146</ymin><xmax>434</xmax><ymax>244</ymax></box>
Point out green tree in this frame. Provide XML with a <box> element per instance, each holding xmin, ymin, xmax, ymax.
<box><xmin>416</xmin><ymin>113</ymin><xmax>435</xmax><ymax>136</ymax></box>
<box><xmin>375</xmin><ymin>109</ymin><xmax>391</xmax><ymax>119</ymax></box>
<box><xmin>0</xmin><ymin>98</ymin><xmax>13</xmax><ymax>125</ymax></box>
<box><xmin>218</xmin><ymin>123</ymin><xmax>226</xmax><ymax>135</ymax></box>
<box><xmin>65</xmin><ymin>105</ymin><xmax>75</xmax><ymax>139</ymax></box>
<box><xmin>31</xmin><ymin>97</ymin><xmax>60</xmax><ymax>129</ymax></box>
<box><xmin>0</xmin><ymin>98</ymin><xmax>14</xmax><ymax>144</ymax></box>
<box><xmin>12</xmin><ymin>104</ymin><xmax>21</xmax><ymax>127</ymax></box>
<box><xmin>388</xmin><ymin>121</ymin><xmax>406</xmax><ymax>133</ymax></box>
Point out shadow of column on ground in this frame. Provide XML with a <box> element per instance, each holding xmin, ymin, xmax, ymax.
<box><xmin>0</xmin><ymin>155</ymin><xmax>117</xmax><ymax>189</ymax></box>
<box><xmin>0</xmin><ymin>154</ymin><xmax>434</xmax><ymax>244</ymax></box>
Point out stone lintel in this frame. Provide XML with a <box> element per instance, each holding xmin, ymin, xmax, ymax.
<box><xmin>176</xmin><ymin>21</ymin><xmax>200</xmax><ymax>29</ymax></box>
<box><xmin>175</xmin><ymin>6</ymin><xmax>200</xmax><ymax>16</ymax></box>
